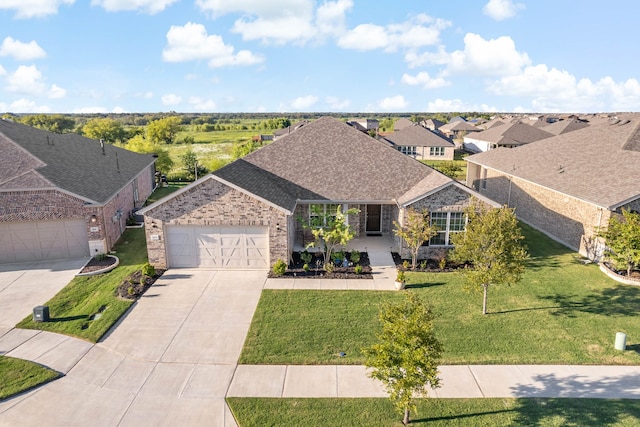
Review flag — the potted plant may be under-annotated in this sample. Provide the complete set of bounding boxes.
[395,270,406,290]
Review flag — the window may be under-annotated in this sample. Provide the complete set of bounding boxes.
[309,204,340,227]
[428,211,466,246]
[429,146,445,157]
[399,146,417,156]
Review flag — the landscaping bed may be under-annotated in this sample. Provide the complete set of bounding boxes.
[391,252,466,272]
[268,251,372,279]
[116,268,165,299]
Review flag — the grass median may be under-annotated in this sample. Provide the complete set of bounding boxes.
[240,223,640,366]
[0,356,60,400]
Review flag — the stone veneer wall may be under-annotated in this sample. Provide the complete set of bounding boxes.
[143,178,288,269]
[479,169,609,256]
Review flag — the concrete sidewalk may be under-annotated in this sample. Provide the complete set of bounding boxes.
[228,364,640,399]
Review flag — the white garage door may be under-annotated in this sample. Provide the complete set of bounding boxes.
[0,219,89,263]
[166,225,269,269]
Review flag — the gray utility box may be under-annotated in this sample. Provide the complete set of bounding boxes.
[33,306,50,322]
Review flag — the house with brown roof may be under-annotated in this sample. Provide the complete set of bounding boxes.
[393,118,414,131]
[139,117,495,269]
[382,124,455,160]
[0,119,156,263]
[463,122,554,153]
[421,118,444,131]
[465,114,640,258]
[439,120,480,141]
[540,118,590,135]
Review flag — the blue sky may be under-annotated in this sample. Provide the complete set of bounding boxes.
[1,0,639,114]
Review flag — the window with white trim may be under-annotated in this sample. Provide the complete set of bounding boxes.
[399,146,417,156]
[429,146,445,157]
[309,204,340,227]
[429,211,466,246]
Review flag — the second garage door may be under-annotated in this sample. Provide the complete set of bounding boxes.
[166,225,269,269]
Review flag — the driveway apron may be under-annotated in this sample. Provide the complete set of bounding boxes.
[0,269,265,427]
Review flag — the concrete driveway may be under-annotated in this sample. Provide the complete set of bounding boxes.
[0,269,266,427]
[0,259,88,332]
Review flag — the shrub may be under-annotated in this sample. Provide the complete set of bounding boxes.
[331,250,345,264]
[354,264,363,274]
[324,262,334,273]
[419,260,428,270]
[272,259,287,276]
[439,258,447,270]
[303,263,310,272]
[300,251,313,265]
[127,286,135,296]
[350,250,361,264]
[402,260,410,270]
[396,270,406,283]
[142,263,155,277]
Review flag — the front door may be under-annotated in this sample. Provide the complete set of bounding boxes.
[366,204,382,233]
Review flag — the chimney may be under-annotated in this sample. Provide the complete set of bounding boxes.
[100,139,105,155]
[115,151,120,173]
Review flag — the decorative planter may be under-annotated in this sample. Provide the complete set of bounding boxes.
[395,281,406,290]
[599,263,640,286]
[76,255,120,276]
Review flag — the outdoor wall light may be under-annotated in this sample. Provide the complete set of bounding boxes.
[90,215,98,223]
[276,223,281,231]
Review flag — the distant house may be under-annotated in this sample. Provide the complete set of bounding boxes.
[439,120,481,141]
[540,118,590,136]
[382,124,455,161]
[139,117,495,269]
[393,118,414,131]
[465,114,640,258]
[273,120,310,141]
[463,122,554,153]
[421,118,445,132]
[252,134,274,142]
[0,119,156,263]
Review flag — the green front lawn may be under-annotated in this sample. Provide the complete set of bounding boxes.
[240,224,640,365]
[0,356,60,400]
[227,397,640,427]
[15,228,147,342]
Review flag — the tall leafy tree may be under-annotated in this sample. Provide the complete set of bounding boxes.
[82,118,125,143]
[393,208,438,270]
[449,202,528,315]
[363,293,442,426]
[303,204,359,270]
[120,134,173,173]
[147,116,182,144]
[180,148,207,181]
[20,114,75,133]
[599,209,640,276]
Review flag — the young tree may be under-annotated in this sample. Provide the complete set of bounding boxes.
[180,148,206,181]
[449,202,528,315]
[303,204,359,270]
[393,208,438,270]
[599,209,640,276]
[82,118,126,143]
[147,116,182,144]
[363,293,442,426]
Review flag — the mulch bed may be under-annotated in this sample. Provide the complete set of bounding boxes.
[116,269,166,299]
[79,256,118,274]
[603,262,640,279]
[268,251,372,279]
[391,252,467,272]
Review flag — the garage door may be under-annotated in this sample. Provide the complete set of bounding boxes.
[0,219,89,263]
[166,225,269,269]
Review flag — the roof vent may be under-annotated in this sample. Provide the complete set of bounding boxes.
[619,119,630,125]
[100,139,105,155]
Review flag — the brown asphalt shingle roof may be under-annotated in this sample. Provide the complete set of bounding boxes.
[0,119,155,205]
[542,118,590,135]
[214,116,454,211]
[465,122,554,147]
[384,124,454,148]
[439,121,480,132]
[466,114,640,209]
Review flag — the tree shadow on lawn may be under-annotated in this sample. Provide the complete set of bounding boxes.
[49,315,89,322]
[406,282,446,289]
[539,284,640,318]
[412,408,515,424]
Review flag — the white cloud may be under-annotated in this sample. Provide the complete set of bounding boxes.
[401,72,449,89]
[447,33,530,76]
[0,37,46,60]
[161,93,182,105]
[325,96,350,110]
[6,65,46,94]
[162,22,264,68]
[91,0,178,14]
[483,0,525,21]
[136,91,153,99]
[338,14,450,52]
[378,95,407,111]
[189,96,216,111]
[0,64,6,76]
[316,0,352,38]
[0,98,50,113]
[0,0,74,18]
[426,98,498,113]
[49,84,66,99]
[291,95,318,109]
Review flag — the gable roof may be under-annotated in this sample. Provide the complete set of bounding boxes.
[213,116,457,211]
[465,122,554,147]
[439,120,480,132]
[393,118,414,131]
[0,119,155,205]
[421,118,444,129]
[466,114,640,210]
[383,124,454,148]
[542,118,590,135]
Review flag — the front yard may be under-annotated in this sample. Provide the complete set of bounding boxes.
[240,223,640,366]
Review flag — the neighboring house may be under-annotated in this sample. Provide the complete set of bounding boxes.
[465,114,640,258]
[252,134,274,142]
[353,118,379,132]
[421,118,444,131]
[0,119,156,263]
[439,120,481,141]
[393,118,414,131]
[463,122,554,153]
[382,124,455,161]
[541,118,590,135]
[139,117,495,270]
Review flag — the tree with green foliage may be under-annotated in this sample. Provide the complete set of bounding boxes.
[598,209,640,276]
[449,202,528,315]
[303,204,359,270]
[180,148,207,181]
[434,161,462,179]
[19,114,75,133]
[393,208,438,270]
[146,116,182,144]
[121,134,173,173]
[363,293,442,426]
[231,140,259,159]
[82,118,126,143]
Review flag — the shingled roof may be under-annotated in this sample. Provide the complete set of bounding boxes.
[466,114,640,209]
[383,124,454,148]
[214,116,453,211]
[542,118,590,135]
[466,122,554,147]
[0,119,155,205]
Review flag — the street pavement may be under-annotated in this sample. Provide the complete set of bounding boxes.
[1,252,640,427]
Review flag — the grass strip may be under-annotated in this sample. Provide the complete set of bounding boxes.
[0,356,60,400]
